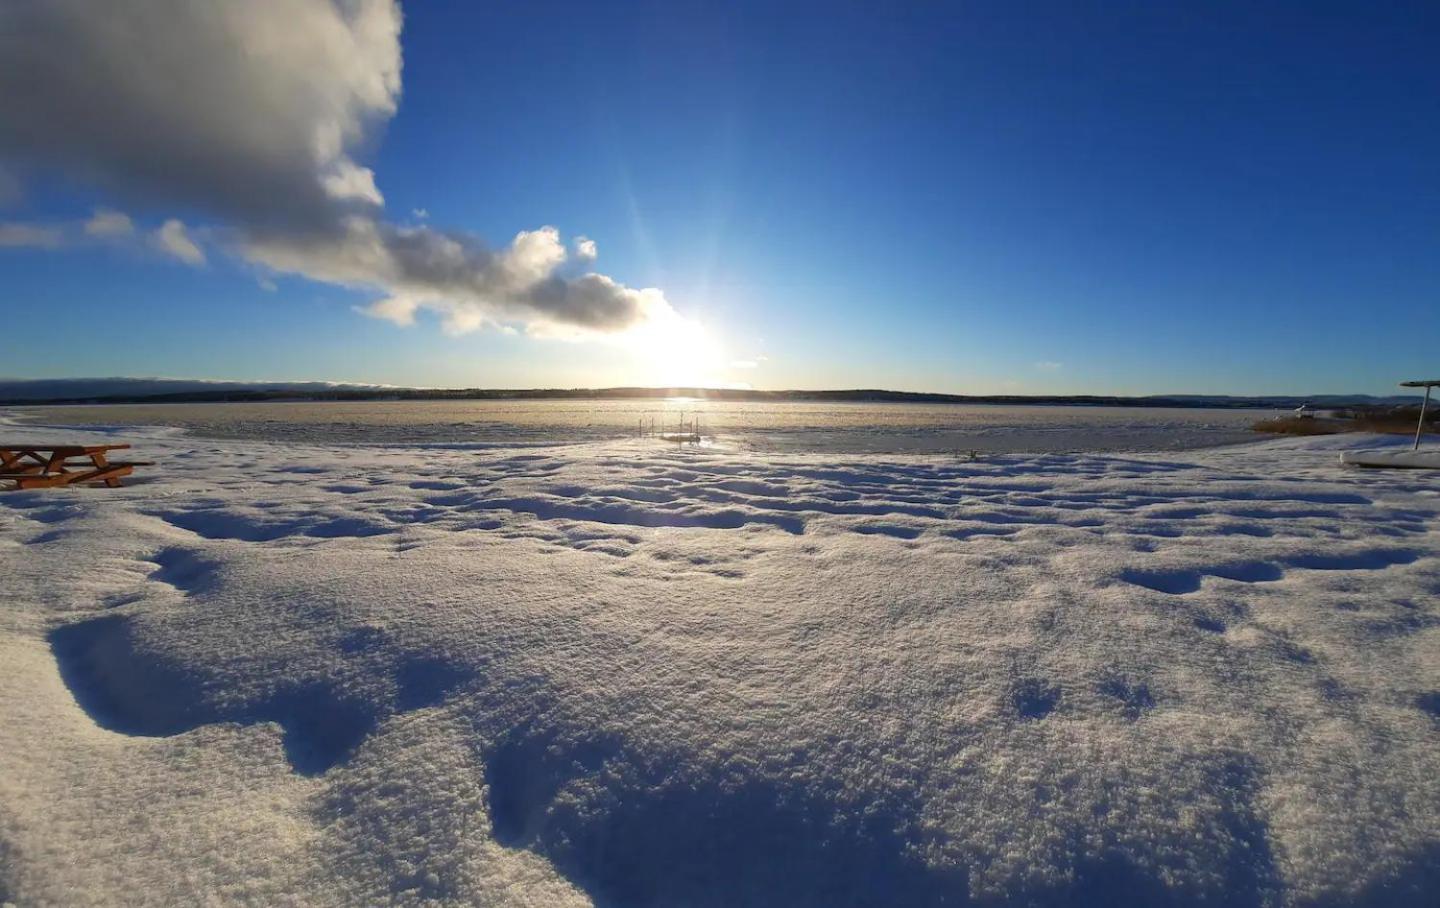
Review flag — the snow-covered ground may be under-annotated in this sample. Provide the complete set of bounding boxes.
[2,419,1437,906]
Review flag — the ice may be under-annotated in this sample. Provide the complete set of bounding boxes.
[1,416,1438,905]
[11,399,1268,454]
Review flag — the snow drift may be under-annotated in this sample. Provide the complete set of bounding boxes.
[1,422,1438,905]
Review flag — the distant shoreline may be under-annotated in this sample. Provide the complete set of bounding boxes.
[0,385,1416,410]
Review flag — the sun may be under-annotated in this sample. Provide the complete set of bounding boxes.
[623,310,728,388]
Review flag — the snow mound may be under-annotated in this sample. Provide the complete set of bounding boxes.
[1342,448,1440,470]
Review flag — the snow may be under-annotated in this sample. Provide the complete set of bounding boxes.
[1342,448,1440,470]
[2,417,1438,906]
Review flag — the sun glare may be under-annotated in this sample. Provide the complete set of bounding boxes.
[623,311,730,388]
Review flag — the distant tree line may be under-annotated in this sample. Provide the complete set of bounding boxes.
[2,386,1422,409]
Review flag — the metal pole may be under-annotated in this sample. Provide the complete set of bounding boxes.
[1414,385,1431,451]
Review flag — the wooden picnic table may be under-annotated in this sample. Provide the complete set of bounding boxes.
[0,443,149,490]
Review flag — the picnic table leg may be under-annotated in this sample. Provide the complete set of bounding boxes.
[89,451,123,488]
[18,453,53,475]
[1,452,48,475]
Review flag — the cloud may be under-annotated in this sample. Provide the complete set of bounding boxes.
[574,236,598,262]
[261,219,657,336]
[0,0,677,336]
[0,208,201,262]
[84,208,135,239]
[1034,361,1063,371]
[730,359,760,369]
[0,0,398,229]
[411,207,428,220]
[154,219,205,265]
[362,294,419,327]
[0,221,62,249]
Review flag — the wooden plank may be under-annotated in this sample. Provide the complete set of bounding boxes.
[0,443,130,455]
[0,450,52,464]
[8,463,134,489]
[3,464,50,476]
[11,475,70,490]
[1,451,51,473]
[0,450,129,470]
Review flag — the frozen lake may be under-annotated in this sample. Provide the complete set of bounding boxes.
[9,399,1272,453]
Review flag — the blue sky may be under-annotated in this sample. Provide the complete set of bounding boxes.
[2,1,1438,394]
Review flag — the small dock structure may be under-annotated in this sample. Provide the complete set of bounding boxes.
[1400,379,1438,451]
[1340,379,1439,469]
[637,411,704,445]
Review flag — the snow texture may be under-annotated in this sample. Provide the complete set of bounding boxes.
[1,418,1438,906]
[1342,448,1440,470]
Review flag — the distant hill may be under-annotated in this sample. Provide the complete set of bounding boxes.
[0,377,397,402]
[0,377,1422,409]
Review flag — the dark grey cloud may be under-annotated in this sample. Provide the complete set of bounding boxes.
[0,0,669,335]
[0,0,393,229]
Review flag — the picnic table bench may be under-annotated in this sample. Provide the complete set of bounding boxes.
[0,443,151,490]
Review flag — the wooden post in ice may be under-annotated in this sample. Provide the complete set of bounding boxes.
[1400,380,1439,451]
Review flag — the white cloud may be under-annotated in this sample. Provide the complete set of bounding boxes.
[411,207,428,220]
[574,236,597,262]
[322,159,384,206]
[1034,361,1063,371]
[730,359,760,369]
[502,226,569,287]
[0,0,677,337]
[252,219,665,335]
[154,219,205,265]
[84,207,135,239]
[362,295,419,326]
[1,209,215,262]
[0,222,62,248]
